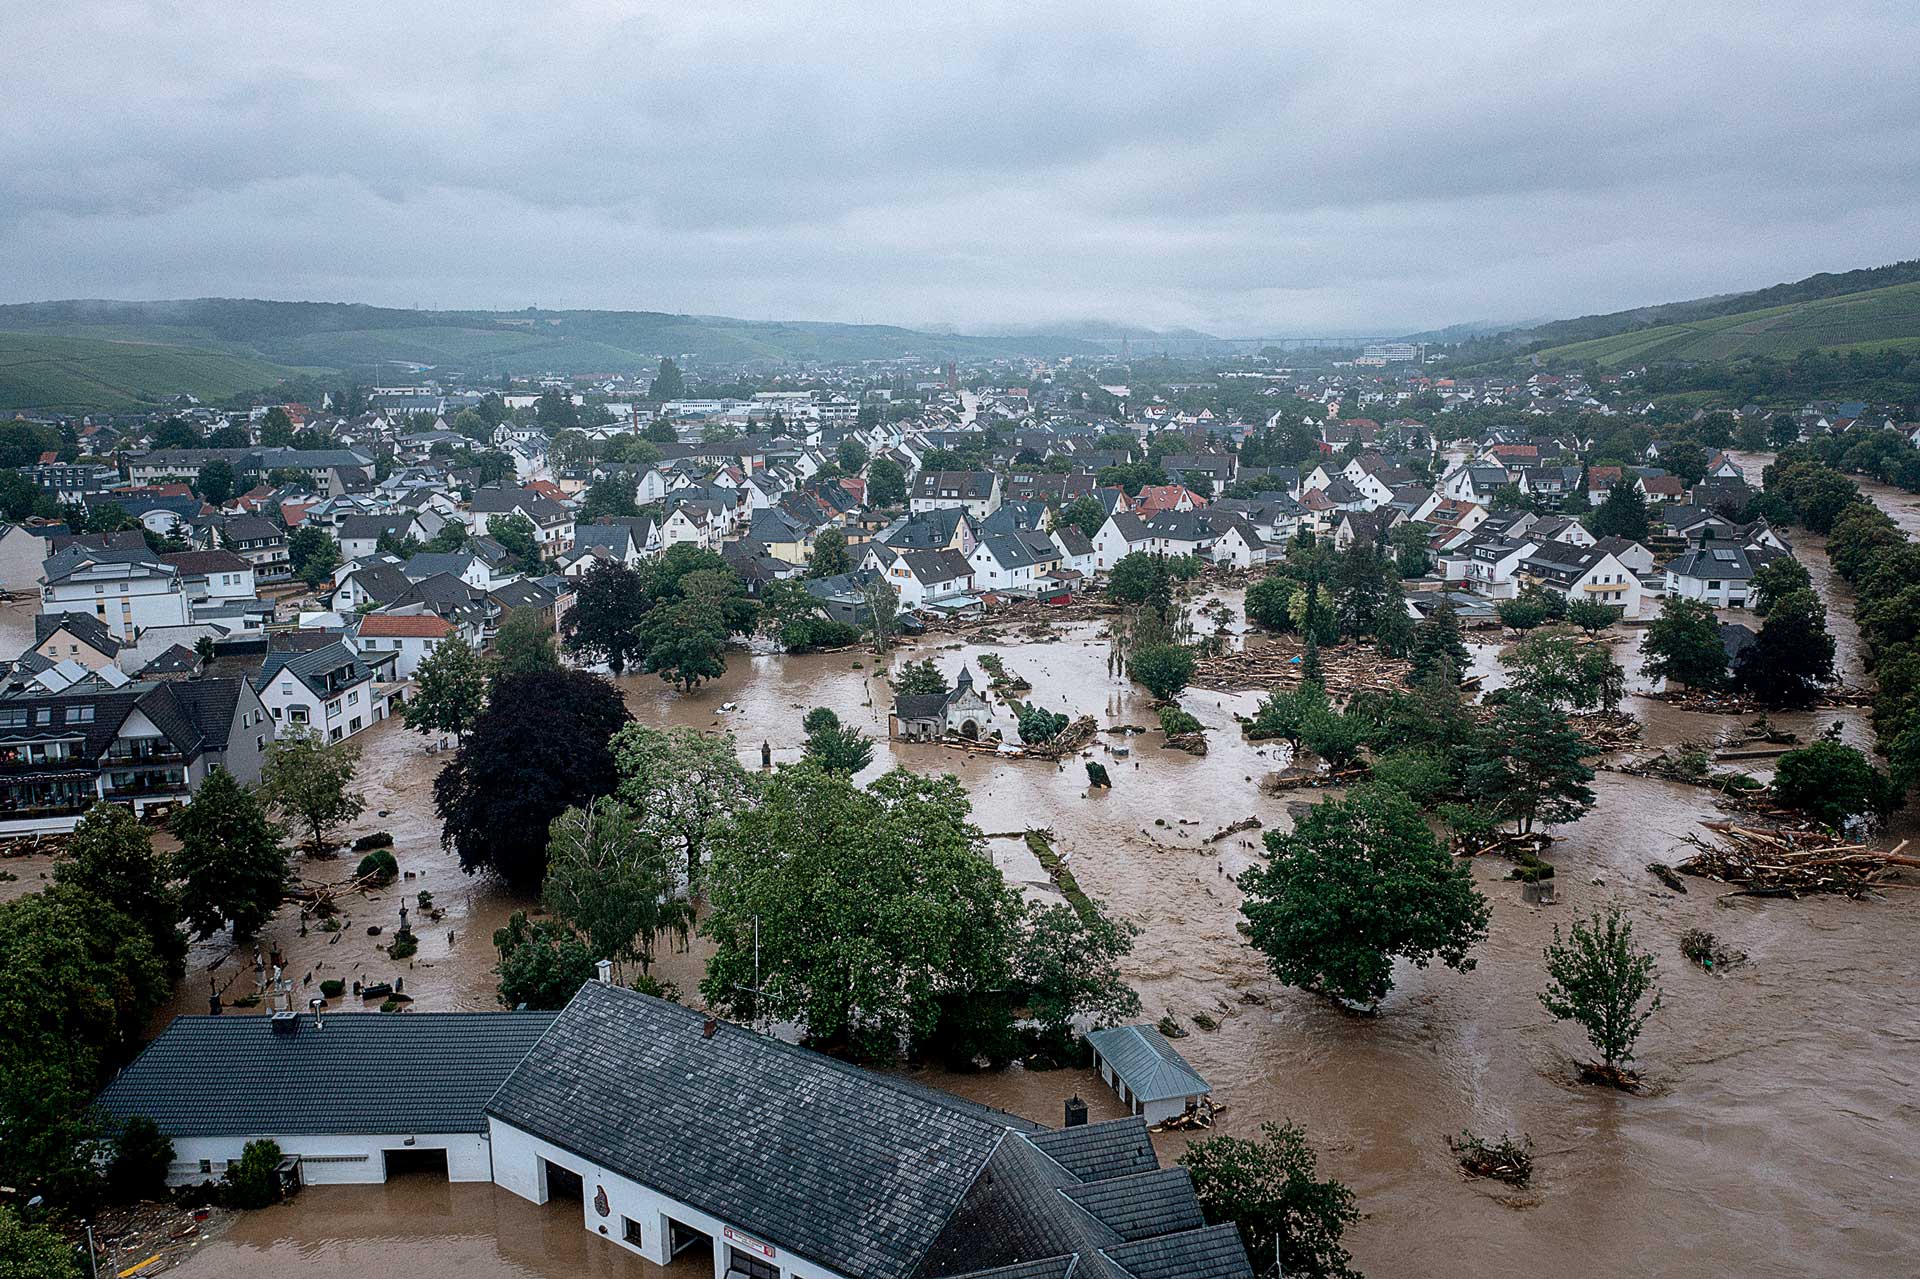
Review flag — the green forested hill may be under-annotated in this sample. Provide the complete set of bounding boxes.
[1532,280,1920,366]
[0,332,308,413]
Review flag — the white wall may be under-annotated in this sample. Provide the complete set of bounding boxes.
[164,1132,491,1187]
[489,1119,853,1279]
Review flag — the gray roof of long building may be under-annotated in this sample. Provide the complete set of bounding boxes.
[487,983,1042,1279]
[95,1011,559,1136]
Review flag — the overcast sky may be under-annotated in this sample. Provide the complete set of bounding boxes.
[3,2,1917,337]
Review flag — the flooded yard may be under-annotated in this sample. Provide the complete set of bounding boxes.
[154,597,1920,1279]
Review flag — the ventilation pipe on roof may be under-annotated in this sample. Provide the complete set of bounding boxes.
[595,959,613,985]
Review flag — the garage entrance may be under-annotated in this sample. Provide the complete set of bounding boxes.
[666,1216,714,1269]
[381,1146,449,1180]
[544,1158,584,1204]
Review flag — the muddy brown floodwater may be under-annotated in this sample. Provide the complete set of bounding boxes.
[9,523,1909,1277]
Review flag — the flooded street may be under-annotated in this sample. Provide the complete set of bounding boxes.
[12,496,1918,1279]
[157,592,1920,1279]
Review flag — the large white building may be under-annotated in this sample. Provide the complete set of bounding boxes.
[100,982,1254,1279]
[39,548,192,642]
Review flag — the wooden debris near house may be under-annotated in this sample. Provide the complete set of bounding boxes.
[1674,824,1920,897]
[1192,640,1413,698]
[1025,715,1099,760]
[1566,711,1642,752]
[1161,732,1208,755]
[1150,1097,1222,1132]
[1259,765,1370,794]
[1638,684,1872,714]
[1205,816,1263,844]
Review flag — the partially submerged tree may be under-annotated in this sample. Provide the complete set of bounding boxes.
[1180,1121,1362,1279]
[1467,695,1596,835]
[1539,906,1663,1085]
[403,633,486,740]
[492,607,561,680]
[435,670,631,888]
[55,801,184,976]
[1641,596,1728,691]
[701,766,1019,1060]
[563,559,651,674]
[612,725,754,885]
[259,728,365,856]
[1238,785,1489,1006]
[542,798,691,976]
[1771,741,1895,829]
[1732,588,1834,707]
[493,911,598,1009]
[170,767,289,941]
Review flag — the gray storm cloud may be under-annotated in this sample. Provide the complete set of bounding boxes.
[2,0,1916,335]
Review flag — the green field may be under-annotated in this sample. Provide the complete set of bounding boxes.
[0,332,307,412]
[1536,281,1920,366]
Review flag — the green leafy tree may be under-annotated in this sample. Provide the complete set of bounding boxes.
[435,670,631,889]
[1496,594,1550,631]
[259,406,296,448]
[563,559,651,674]
[1129,643,1195,701]
[1408,597,1471,683]
[1180,1122,1361,1279]
[1238,785,1489,1005]
[867,456,907,506]
[1565,599,1619,634]
[0,1205,81,1279]
[223,1139,285,1209]
[287,525,340,588]
[1589,480,1650,540]
[1641,596,1728,690]
[1056,495,1108,541]
[1732,588,1834,707]
[893,659,950,698]
[836,438,869,473]
[403,635,486,738]
[196,459,236,505]
[486,513,542,569]
[641,595,728,690]
[1468,696,1596,834]
[1501,633,1624,712]
[493,911,597,1009]
[492,607,561,679]
[1539,907,1663,1082]
[259,728,364,856]
[803,708,876,774]
[107,1115,175,1204]
[808,526,852,578]
[643,417,678,444]
[612,725,753,885]
[56,802,184,977]
[170,767,289,941]
[579,478,639,522]
[1017,703,1072,743]
[702,766,1020,1061]
[649,356,686,401]
[1014,902,1140,1045]
[1749,556,1812,616]
[1107,552,1161,604]
[1244,573,1300,631]
[1771,742,1895,829]
[543,798,691,976]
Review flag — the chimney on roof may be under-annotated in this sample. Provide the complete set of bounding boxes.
[702,1015,718,1040]
[1064,1095,1089,1128]
[595,959,613,985]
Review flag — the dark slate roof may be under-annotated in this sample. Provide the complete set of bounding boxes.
[96,1012,558,1136]
[942,1260,1075,1279]
[1026,1119,1159,1183]
[1101,1226,1255,1279]
[35,611,121,654]
[894,692,950,720]
[1060,1168,1206,1241]
[487,983,1037,1279]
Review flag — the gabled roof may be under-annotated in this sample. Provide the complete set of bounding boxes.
[96,1012,558,1137]
[1083,1025,1210,1103]
[34,611,121,655]
[487,983,1037,1279]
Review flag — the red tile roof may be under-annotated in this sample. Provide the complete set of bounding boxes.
[357,614,452,639]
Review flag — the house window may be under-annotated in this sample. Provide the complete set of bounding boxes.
[622,1217,643,1248]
